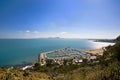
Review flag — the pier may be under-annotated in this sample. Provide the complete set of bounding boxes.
[38,52,46,66]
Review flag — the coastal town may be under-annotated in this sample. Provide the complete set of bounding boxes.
[38,48,104,66]
[22,47,105,70]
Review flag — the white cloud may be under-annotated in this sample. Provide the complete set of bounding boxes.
[26,30,30,33]
[12,30,118,39]
[59,32,67,35]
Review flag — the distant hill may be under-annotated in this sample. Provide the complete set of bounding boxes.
[115,35,120,44]
[89,39,115,43]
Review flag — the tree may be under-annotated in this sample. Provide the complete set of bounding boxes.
[33,63,41,71]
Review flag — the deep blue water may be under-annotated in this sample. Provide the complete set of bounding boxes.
[0,38,97,66]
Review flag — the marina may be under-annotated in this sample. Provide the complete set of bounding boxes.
[38,48,103,66]
[46,48,86,59]
[38,47,106,66]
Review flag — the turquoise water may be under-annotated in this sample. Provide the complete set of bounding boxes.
[0,38,97,66]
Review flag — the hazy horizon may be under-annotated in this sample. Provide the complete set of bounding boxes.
[0,0,120,39]
[0,37,116,39]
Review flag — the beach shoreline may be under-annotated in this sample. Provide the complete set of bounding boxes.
[80,48,104,55]
[89,40,115,49]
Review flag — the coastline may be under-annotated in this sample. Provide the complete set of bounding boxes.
[0,39,115,67]
[39,48,104,60]
[89,40,115,49]
[82,40,115,55]
[39,41,115,62]
[80,48,104,55]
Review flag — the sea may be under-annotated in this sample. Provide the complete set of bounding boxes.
[0,38,114,66]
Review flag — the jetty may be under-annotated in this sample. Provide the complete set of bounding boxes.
[38,52,46,66]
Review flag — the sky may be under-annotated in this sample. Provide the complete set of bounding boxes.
[0,0,120,39]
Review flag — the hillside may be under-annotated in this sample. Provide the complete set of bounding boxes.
[64,35,120,80]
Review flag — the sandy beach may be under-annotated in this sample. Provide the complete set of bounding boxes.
[81,48,104,55]
[89,41,115,49]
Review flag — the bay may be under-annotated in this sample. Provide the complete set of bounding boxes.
[0,38,114,66]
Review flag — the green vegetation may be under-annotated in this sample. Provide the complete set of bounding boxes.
[33,58,82,74]
[23,71,30,77]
